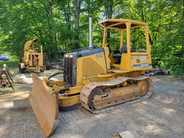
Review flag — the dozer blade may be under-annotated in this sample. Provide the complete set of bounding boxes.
[28,74,60,137]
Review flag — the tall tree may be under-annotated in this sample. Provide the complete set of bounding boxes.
[104,0,113,43]
[74,0,81,49]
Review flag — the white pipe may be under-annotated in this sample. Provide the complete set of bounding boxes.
[41,45,43,53]
[89,17,93,48]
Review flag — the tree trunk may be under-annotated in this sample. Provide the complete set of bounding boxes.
[62,0,72,50]
[104,0,113,43]
[74,0,81,49]
[43,2,54,58]
[54,32,58,60]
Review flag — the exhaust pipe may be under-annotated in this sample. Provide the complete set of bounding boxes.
[41,45,43,54]
[89,17,93,48]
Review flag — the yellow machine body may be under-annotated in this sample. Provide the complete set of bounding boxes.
[56,19,152,106]
[28,19,153,137]
[19,39,48,72]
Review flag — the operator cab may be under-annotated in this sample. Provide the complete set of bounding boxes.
[98,19,152,72]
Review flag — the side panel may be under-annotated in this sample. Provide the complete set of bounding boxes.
[64,48,105,87]
[120,54,131,71]
[77,52,107,85]
[131,52,152,71]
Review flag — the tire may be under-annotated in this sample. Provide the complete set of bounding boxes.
[40,66,46,72]
[19,66,25,73]
[46,65,51,70]
[40,69,44,72]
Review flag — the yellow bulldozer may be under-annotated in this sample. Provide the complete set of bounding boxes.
[28,19,153,137]
[18,39,48,73]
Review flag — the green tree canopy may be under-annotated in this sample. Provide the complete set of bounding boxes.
[0,0,183,75]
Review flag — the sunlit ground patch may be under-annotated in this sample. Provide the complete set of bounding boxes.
[162,98,174,104]
[146,125,164,135]
[163,108,176,114]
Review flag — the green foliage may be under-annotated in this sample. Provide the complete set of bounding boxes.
[0,0,183,75]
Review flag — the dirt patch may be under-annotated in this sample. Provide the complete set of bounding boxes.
[0,73,184,138]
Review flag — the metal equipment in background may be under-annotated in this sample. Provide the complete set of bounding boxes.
[28,19,153,137]
[146,68,170,76]
[0,64,14,90]
[18,39,48,73]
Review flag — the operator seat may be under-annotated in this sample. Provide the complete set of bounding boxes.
[113,43,128,59]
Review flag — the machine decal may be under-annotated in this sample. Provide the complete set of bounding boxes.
[95,54,103,58]
[133,64,152,67]
[140,56,146,61]
[140,64,149,67]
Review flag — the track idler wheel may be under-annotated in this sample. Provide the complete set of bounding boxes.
[137,80,149,95]
[88,88,104,109]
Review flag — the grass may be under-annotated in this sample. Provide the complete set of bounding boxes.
[0,59,19,68]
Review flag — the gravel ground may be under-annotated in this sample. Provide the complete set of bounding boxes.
[0,70,184,138]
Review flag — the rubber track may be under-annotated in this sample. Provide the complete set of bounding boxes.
[79,76,153,113]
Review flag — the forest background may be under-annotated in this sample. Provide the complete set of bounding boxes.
[0,0,183,75]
